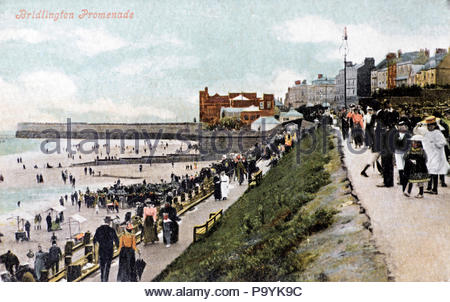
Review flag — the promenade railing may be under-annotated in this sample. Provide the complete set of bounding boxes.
[193,209,223,243]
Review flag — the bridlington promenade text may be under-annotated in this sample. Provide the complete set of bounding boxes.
[15,9,135,21]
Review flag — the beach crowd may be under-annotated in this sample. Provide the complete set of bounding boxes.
[1,124,300,282]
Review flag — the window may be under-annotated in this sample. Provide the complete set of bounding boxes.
[259,101,264,110]
[267,101,271,109]
[244,115,249,121]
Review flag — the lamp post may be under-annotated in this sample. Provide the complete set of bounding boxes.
[340,27,349,109]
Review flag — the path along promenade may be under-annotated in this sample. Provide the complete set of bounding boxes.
[341,135,450,281]
[85,159,271,282]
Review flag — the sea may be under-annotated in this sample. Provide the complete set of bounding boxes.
[0,131,188,221]
[0,132,75,220]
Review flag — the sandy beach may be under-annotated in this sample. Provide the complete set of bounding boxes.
[0,138,212,271]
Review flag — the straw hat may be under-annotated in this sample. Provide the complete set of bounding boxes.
[424,116,436,124]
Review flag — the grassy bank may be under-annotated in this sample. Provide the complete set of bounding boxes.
[155,129,343,281]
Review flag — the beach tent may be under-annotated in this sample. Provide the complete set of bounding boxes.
[65,214,87,239]
[7,209,34,231]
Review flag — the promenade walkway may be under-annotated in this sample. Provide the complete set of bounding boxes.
[85,159,270,282]
[341,137,450,281]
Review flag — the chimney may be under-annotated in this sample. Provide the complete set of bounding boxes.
[397,49,402,58]
[386,52,396,61]
[204,86,208,93]
[435,48,447,55]
[318,74,323,79]
[424,49,430,58]
[295,80,301,85]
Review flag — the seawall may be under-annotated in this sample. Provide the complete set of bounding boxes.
[16,120,308,160]
[16,122,200,140]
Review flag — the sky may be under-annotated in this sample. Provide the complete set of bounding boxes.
[0,0,449,130]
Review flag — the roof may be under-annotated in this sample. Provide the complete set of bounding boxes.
[423,53,447,70]
[231,94,251,101]
[374,51,427,70]
[280,109,304,118]
[252,116,280,125]
[375,58,387,70]
[411,64,424,74]
[398,51,420,63]
[312,77,336,85]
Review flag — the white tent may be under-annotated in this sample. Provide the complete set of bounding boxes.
[65,214,87,239]
[7,209,34,231]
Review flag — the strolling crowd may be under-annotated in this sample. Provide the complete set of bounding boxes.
[338,100,449,198]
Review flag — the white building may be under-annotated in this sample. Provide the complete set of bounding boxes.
[285,80,309,108]
[251,116,281,131]
[309,74,336,106]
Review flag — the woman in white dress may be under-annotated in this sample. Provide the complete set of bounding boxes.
[220,171,230,200]
[415,116,449,194]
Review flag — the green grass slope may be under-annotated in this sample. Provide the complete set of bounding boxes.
[155,130,343,282]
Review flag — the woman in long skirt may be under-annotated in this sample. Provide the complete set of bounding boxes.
[162,213,172,248]
[213,175,221,201]
[142,203,158,245]
[220,171,229,200]
[117,224,138,282]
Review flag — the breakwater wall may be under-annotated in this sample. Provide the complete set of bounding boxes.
[16,122,200,140]
[16,120,307,160]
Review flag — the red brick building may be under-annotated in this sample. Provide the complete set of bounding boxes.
[199,87,275,125]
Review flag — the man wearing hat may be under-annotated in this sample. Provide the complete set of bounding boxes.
[394,120,411,187]
[375,100,399,187]
[422,116,449,194]
[363,106,376,149]
[93,216,120,282]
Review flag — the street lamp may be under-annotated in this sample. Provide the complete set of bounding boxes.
[339,27,349,109]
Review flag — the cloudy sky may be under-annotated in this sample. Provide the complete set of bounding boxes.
[0,0,448,130]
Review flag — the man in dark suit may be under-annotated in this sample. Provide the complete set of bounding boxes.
[376,100,399,187]
[93,216,119,282]
[0,250,19,276]
[46,213,52,232]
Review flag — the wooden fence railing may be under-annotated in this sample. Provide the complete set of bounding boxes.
[193,209,223,243]
[48,177,214,282]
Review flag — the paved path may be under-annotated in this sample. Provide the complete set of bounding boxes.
[341,137,450,281]
[85,159,270,282]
